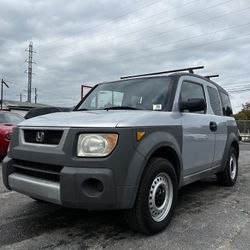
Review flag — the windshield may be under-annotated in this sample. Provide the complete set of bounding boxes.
[0,113,24,124]
[76,77,173,111]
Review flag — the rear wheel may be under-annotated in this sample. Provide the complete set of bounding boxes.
[124,157,178,235]
[217,147,238,186]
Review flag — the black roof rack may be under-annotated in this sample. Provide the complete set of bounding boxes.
[120,66,204,80]
[204,74,219,80]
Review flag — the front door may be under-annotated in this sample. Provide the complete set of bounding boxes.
[179,81,215,176]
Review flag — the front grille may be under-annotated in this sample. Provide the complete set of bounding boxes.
[13,159,63,182]
[23,130,63,145]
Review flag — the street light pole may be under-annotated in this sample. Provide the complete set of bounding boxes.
[1,79,9,110]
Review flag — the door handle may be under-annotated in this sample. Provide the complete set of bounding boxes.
[210,121,217,132]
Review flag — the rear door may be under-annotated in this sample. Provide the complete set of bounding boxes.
[178,80,215,176]
[207,86,227,165]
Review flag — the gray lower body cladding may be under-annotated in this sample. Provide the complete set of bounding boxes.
[8,172,61,205]
[2,156,138,210]
[2,126,182,210]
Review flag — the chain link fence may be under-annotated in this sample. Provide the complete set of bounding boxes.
[236,120,250,142]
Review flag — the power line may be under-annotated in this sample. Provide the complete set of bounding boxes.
[224,81,250,87]
[223,82,250,90]
[226,87,250,92]
[220,73,250,83]
[39,4,250,61]
[38,0,166,47]
[56,21,250,62]
[227,88,250,93]
[39,0,233,59]
[38,0,200,51]
[106,30,250,66]
[39,0,232,58]
[4,80,20,87]
[224,84,250,91]
[38,27,250,74]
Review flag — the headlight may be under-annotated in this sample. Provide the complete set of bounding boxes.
[77,133,118,157]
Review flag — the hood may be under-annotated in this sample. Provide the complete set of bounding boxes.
[18,110,177,128]
[18,110,150,128]
[0,123,15,129]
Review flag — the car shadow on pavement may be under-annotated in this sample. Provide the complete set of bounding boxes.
[176,176,234,216]
[0,176,236,247]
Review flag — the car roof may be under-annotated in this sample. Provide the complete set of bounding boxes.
[24,106,72,119]
[0,110,20,115]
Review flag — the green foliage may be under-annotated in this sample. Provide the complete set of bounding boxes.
[234,102,250,120]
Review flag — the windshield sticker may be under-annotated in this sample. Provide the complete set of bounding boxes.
[153,104,162,110]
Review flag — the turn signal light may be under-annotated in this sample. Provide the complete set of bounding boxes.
[136,131,145,141]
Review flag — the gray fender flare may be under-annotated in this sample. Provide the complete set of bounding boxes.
[220,132,239,171]
[124,131,183,208]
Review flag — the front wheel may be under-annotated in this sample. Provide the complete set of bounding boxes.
[124,157,178,235]
[217,147,238,186]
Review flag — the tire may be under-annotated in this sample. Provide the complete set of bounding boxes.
[217,147,238,186]
[124,157,178,235]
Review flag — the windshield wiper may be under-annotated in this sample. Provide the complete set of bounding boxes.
[104,106,142,110]
[76,106,142,111]
[75,108,89,111]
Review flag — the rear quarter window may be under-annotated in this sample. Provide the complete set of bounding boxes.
[220,92,233,116]
[207,86,223,116]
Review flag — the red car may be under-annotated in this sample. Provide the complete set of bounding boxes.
[0,111,24,160]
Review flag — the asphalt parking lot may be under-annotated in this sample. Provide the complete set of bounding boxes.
[0,144,249,250]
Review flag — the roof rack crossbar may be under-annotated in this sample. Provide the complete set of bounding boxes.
[120,66,204,79]
[204,74,219,80]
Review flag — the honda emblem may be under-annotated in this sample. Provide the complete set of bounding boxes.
[36,131,45,143]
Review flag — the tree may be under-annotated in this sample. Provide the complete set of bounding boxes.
[234,102,250,120]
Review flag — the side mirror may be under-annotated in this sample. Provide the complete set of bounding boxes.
[179,98,206,112]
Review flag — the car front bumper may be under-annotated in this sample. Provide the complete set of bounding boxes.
[2,156,140,210]
[2,156,137,210]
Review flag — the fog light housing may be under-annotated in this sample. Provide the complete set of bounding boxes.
[82,178,104,197]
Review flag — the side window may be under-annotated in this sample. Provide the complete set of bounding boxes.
[180,81,206,113]
[207,86,223,116]
[220,92,233,116]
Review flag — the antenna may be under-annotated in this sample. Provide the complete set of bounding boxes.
[120,66,204,79]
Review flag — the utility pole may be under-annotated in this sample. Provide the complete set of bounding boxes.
[25,42,35,103]
[34,88,37,103]
[20,93,22,102]
[1,79,9,110]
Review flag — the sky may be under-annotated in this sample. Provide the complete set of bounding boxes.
[0,0,250,112]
